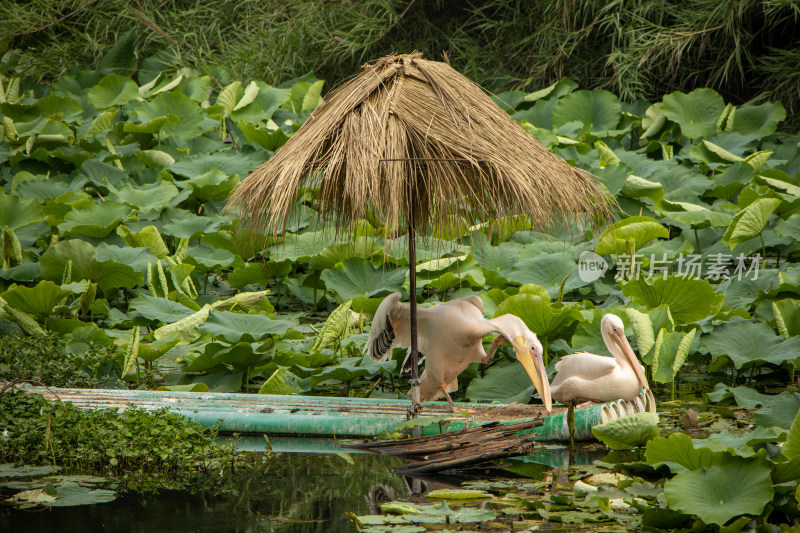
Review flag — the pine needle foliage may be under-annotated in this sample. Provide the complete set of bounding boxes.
[2,1,799,119]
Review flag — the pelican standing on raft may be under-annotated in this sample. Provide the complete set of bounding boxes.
[366,292,552,413]
[550,313,649,404]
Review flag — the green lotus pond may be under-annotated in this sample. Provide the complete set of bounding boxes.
[1,33,800,531]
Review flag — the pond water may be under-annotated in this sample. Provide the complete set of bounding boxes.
[0,436,606,533]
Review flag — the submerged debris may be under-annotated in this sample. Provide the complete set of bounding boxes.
[343,419,544,474]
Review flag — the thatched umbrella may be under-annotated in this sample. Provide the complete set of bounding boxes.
[226,53,609,413]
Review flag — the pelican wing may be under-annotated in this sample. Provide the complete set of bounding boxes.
[366,292,410,361]
[400,296,483,369]
[438,294,483,313]
[551,352,618,387]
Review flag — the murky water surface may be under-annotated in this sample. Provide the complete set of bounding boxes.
[0,436,609,533]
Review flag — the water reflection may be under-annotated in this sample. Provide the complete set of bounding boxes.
[0,436,604,533]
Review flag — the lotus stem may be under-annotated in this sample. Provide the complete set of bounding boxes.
[694,228,701,254]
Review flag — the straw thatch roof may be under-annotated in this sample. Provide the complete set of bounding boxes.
[226,53,609,237]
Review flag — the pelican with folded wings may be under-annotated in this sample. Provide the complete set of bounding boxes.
[366,292,552,413]
[551,313,649,404]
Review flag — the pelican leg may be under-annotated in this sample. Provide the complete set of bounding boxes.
[567,401,575,450]
[440,382,471,413]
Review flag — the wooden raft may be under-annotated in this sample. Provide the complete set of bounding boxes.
[343,419,544,474]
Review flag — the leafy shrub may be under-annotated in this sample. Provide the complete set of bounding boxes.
[0,333,123,389]
[0,390,245,493]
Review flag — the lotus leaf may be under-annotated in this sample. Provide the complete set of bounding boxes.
[258,368,305,395]
[465,359,537,404]
[728,102,786,136]
[184,244,237,271]
[664,458,773,525]
[309,356,395,387]
[186,372,244,393]
[284,277,328,306]
[552,89,621,134]
[760,171,800,198]
[15,174,87,202]
[753,393,800,429]
[0,192,44,230]
[33,94,83,123]
[622,276,723,325]
[152,304,211,342]
[181,168,239,202]
[134,149,175,168]
[198,309,298,343]
[228,261,291,289]
[230,82,290,123]
[169,262,197,299]
[592,412,659,450]
[706,384,776,407]
[620,175,664,201]
[651,166,714,203]
[160,209,223,239]
[310,300,352,352]
[0,464,60,479]
[646,433,732,473]
[471,233,521,282]
[773,298,800,337]
[132,91,205,140]
[320,257,406,301]
[58,201,132,238]
[383,236,468,264]
[696,429,782,461]
[79,159,128,188]
[39,239,141,294]
[651,328,696,383]
[269,229,336,262]
[14,117,74,145]
[309,238,381,271]
[716,270,777,310]
[660,88,724,138]
[657,200,733,230]
[595,216,669,256]
[122,115,179,135]
[702,321,800,369]
[624,307,655,359]
[722,198,781,250]
[0,281,73,318]
[507,252,588,297]
[107,179,179,214]
[88,74,138,108]
[187,342,267,372]
[238,123,289,151]
[349,296,383,317]
[168,151,264,181]
[83,109,118,138]
[117,224,170,259]
[128,294,195,323]
[495,293,582,343]
[95,244,159,273]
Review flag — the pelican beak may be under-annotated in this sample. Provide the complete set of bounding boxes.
[613,331,649,392]
[513,336,552,414]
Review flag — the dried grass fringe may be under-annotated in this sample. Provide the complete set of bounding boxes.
[226,53,610,240]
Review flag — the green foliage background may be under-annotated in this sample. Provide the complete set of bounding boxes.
[1,32,800,526]
[2,0,800,124]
